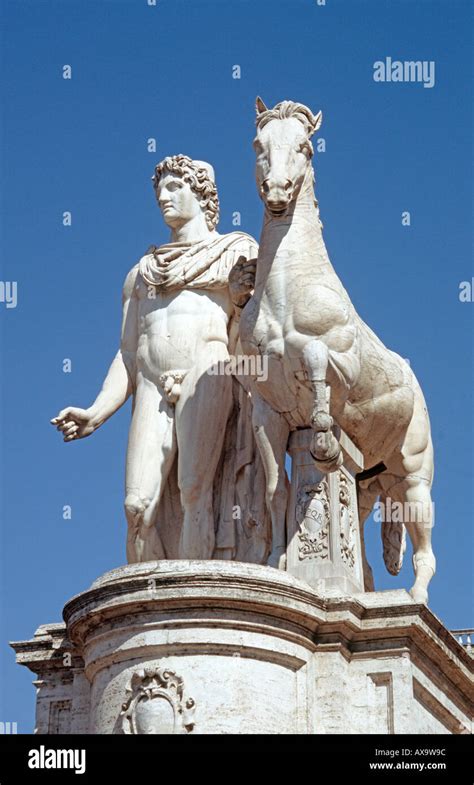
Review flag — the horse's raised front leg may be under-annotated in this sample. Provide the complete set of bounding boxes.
[302,339,343,473]
[252,394,290,569]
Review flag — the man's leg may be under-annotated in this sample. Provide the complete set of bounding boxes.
[125,378,177,562]
[175,344,233,559]
[251,394,289,569]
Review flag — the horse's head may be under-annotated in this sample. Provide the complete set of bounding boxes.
[254,97,322,217]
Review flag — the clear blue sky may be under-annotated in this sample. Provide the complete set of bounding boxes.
[0,0,472,732]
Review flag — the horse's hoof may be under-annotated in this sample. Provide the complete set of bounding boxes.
[313,452,343,473]
[409,584,428,604]
[311,448,344,474]
[410,554,435,604]
[310,431,343,473]
[267,548,287,570]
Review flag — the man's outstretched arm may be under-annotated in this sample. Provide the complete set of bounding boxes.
[51,265,139,441]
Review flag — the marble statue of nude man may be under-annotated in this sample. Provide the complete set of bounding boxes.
[51,155,258,562]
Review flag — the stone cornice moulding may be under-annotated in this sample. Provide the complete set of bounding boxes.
[56,562,473,706]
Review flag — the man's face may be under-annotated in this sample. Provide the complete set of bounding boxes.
[156,173,203,228]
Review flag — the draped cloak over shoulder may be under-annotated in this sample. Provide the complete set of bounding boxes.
[139,232,259,292]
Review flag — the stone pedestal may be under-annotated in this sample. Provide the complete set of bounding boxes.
[286,427,364,594]
[11,561,473,734]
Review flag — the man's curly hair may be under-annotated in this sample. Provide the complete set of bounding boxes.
[152,154,220,230]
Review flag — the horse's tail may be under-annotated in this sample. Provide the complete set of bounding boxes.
[381,521,406,575]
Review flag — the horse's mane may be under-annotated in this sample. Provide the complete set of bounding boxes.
[255,100,322,226]
[255,101,318,137]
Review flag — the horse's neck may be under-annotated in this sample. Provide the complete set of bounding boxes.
[256,167,333,289]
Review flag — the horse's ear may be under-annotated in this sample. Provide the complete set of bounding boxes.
[309,110,323,136]
[255,96,268,116]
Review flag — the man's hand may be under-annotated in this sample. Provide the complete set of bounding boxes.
[229,255,257,308]
[50,407,98,442]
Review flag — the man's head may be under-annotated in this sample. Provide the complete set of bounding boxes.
[152,155,219,230]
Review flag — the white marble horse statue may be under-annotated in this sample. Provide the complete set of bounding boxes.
[239,97,436,603]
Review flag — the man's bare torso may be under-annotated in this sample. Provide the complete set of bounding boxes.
[134,271,233,384]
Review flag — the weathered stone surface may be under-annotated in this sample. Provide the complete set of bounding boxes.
[28,99,468,739]
[287,428,364,594]
[50,155,268,566]
[239,98,436,602]
[11,562,473,734]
